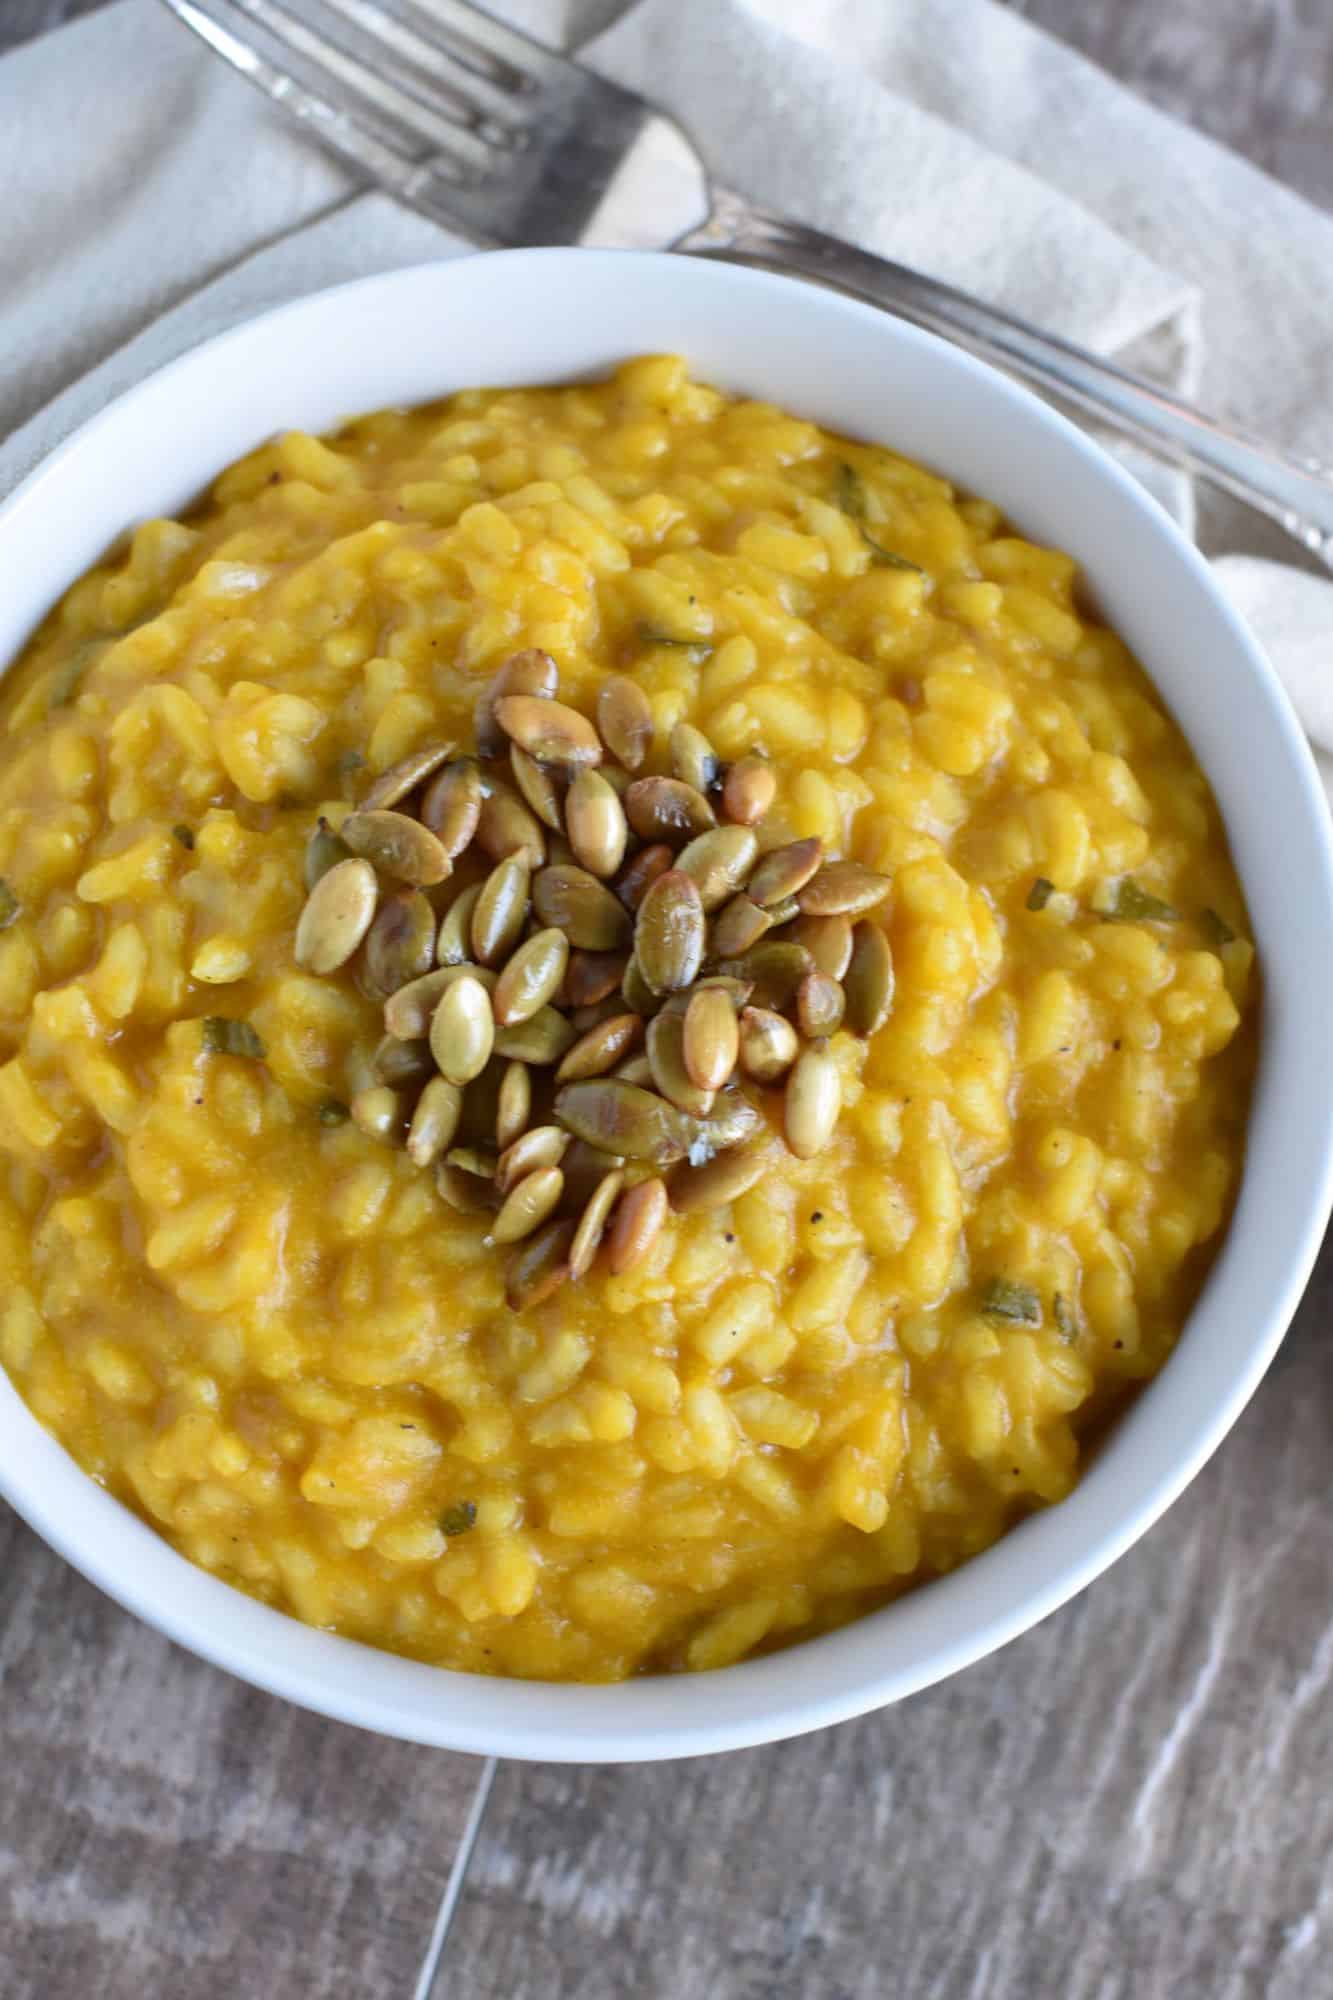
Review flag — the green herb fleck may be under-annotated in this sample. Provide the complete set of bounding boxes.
[48,645,96,710]
[201,1017,267,1060]
[981,1278,1043,1326]
[441,1501,477,1538]
[1200,906,1237,951]
[318,1098,350,1126]
[834,462,925,573]
[1099,878,1179,924]
[637,622,714,661]
[1053,1292,1075,1340]
[0,880,19,932]
[172,824,195,851]
[1026,877,1055,913]
[337,749,366,779]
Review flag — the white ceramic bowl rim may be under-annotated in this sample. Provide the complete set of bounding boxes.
[2,249,1331,1762]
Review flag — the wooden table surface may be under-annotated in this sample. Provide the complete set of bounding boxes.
[3,5,1332,1997]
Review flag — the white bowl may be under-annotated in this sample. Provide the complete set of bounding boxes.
[2,250,1331,1761]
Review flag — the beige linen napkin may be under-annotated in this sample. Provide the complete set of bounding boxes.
[2,0,1331,799]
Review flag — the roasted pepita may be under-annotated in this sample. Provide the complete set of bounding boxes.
[407,1077,464,1168]
[634,869,705,994]
[340,809,451,887]
[371,1034,433,1089]
[670,721,720,794]
[564,948,629,1009]
[429,972,494,1085]
[710,893,772,958]
[351,1085,408,1145]
[294,857,378,973]
[492,1005,578,1065]
[748,837,823,908]
[620,954,662,1018]
[738,1005,799,1083]
[495,695,602,767]
[568,1168,625,1279]
[683,985,740,1092]
[496,1124,569,1196]
[611,1052,654,1087]
[785,1043,841,1158]
[487,1165,566,1246]
[669,1144,769,1213]
[614,842,674,912]
[711,940,813,1010]
[492,927,570,1026]
[788,912,854,980]
[359,740,454,812]
[554,1078,697,1165]
[471,855,531,967]
[675,826,759,912]
[721,754,776,826]
[505,1217,575,1310]
[798,860,891,917]
[421,758,484,858]
[436,884,483,967]
[533,864,632,952]
[303,816,350,890]
[565,768,629,878]
[624,775,717,844]
[495,1060,532,1152]
[796,970,846,1039]
[556,1011,644,1083]
[361,888,436,1000]
[646,1008,716,1117]
[475,785,546,870]
[597,674,654,771]
[510,745,565,831]
[606,1177,668,1274]
[475,648,556,758]
[436,1160,499,1216]
[384,961,495,1040]
[843,922,895,1035]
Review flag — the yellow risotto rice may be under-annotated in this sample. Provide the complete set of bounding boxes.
[0,356,1254,1679]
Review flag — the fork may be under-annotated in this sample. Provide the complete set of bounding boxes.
[161,0,1333,570]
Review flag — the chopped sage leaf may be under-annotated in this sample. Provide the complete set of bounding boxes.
[441,1500,477,1538]
[834,462,925,573]
[981,1278,1043,1326]
[1053,1292,1075,1340]
[1201,906,1237,951]
[1026,877,1055,912]
[0,880,19,931]
[636,622,714,660]
[318,1098,350,1126]
[172,824,195,851]
[865,536,926,574]
[337,749,366,778]
[1099,878,1178,924]
[201,1017,266,1060]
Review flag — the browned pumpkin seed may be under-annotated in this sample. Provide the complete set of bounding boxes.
[797,971,846,1039]
[436,1161,499,1216]
[738,1006,800,1083]
[495,695,602,768]
[764,896,802,926]
[471,856,531,967]
[614,842,674,913]
[554,1079,696,1166]
[371,1034,433,1089]
[697,1082,764,1154]
[570,996,626,1033]
[606,1177,668,1274]
[798,860,892,918]
[565,768,628,878]
[659,975,754,1020]
[748,836,824,908]
[624,775,716,844]
[597,675,654,771]
[492,1006,578,1065]
[407,1076,463,1168]
[683,986,740,1092]
[487,1165,566,1247]
[561,1138,627,1210]
[646,1009,716,1118]
[421,758,484,858]
[429,972,494,1085]
[351,1085,407,1145]
[711,941,813,1010]
[676,827,760,914]
[496,1124,568,1196]
[721,754,776,827]
[533,864,632,952]
[359,740,455,812]
[361,888,436,1000]
[843,922,895,1036]
[568,1168,626,1280]
[510,744,564,832]
[340,809,451,887]
[295,857,378,973]
[635,870,705,995]
[475,785,546,870]
[599,764,630,799]
[446,1145,499,1180]
[620,955,662,1018]
[555,1012,643,1084]
[475,648,557,759]
[384,962,495,1040]
[669,1144,769,1213]
[492,927,570,1027]
[788,913,854,980]
[304,817,350,891]
[495,1060,532,1152]
[565,948,629,1009]
[671,722,720,793]
[785,1043,841,1158]
[711,893,773,959]
[506,1217,575,1310]
[611,1052,654,1087]
[437,884,483,967]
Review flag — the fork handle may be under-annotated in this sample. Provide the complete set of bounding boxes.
[677,189,1333,569]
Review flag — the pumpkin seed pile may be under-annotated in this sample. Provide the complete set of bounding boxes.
[294,649,895,1309]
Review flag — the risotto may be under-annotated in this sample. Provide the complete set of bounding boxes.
[0,357,1254,1680]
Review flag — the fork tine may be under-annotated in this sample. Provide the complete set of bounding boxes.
[324,0,526,138]
[393,0,559,91]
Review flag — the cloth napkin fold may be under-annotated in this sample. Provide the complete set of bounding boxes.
[3,0,1331,801]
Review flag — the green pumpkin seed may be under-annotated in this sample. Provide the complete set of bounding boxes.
[384,962,495,1040]
[429,973,494,1085]
[533,864,632,952]
[561,1138,628,1211]
[671,722,720,793]
[446,1145,499,1180]
[611,1052,654,1087]
[407,1077,463,1168]
[295,857,378,973]
[471,856,531,967]
[606,1176,669,1274]
[486,1164,565,1246]
[371,1034,433,1089]
[492,927,570,1027]
[683,985,740,1092]
[340,809,451,887]
[796,970,846,1039]
[505,1217,575,1310]
[565,949,629,1009]
[304,816,351,891]
[635,870,705,995]
[614,842,674,913]
[492,1006,578,1065]
[361,888,436,1000]
[495,695,602,768]
[565,769,629,879]
[788,913,854,980]
[710,941,813,1010]
[764,897,802,926]
[675,826,759,913]
[659,976,754,1020]
[798,860,891,918]
[624,776,716,844]
[555,1012,643,1084]
[568,1168,626,1280]
[201,1017,266,1060]
[721,754,775,827]
[843,922,894,1036]
[646,1009,716,1118]
[436,1161,499,1216]
[697,1082,764,1154]
[436,884,482,968]
[496,1124,569,1197]
[710,893,773,959]
[669,1143,769,1213]
[495,1060,532,1152]
[620,955,662,1018]
[748,837,824,908]
[475,785,546,871]
[475,648,557,759]
[359,740,455,812]
[571,996,628,1034]
[554,1079,697,1165]
[597,675,654,772]
[351,1085,408,1145]
[738,1006,799,1083]
[785,1043,841,1158]
[510,744,565,832]
[421,758,484,858]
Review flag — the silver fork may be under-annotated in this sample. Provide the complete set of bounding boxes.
[161,0,1333,569]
